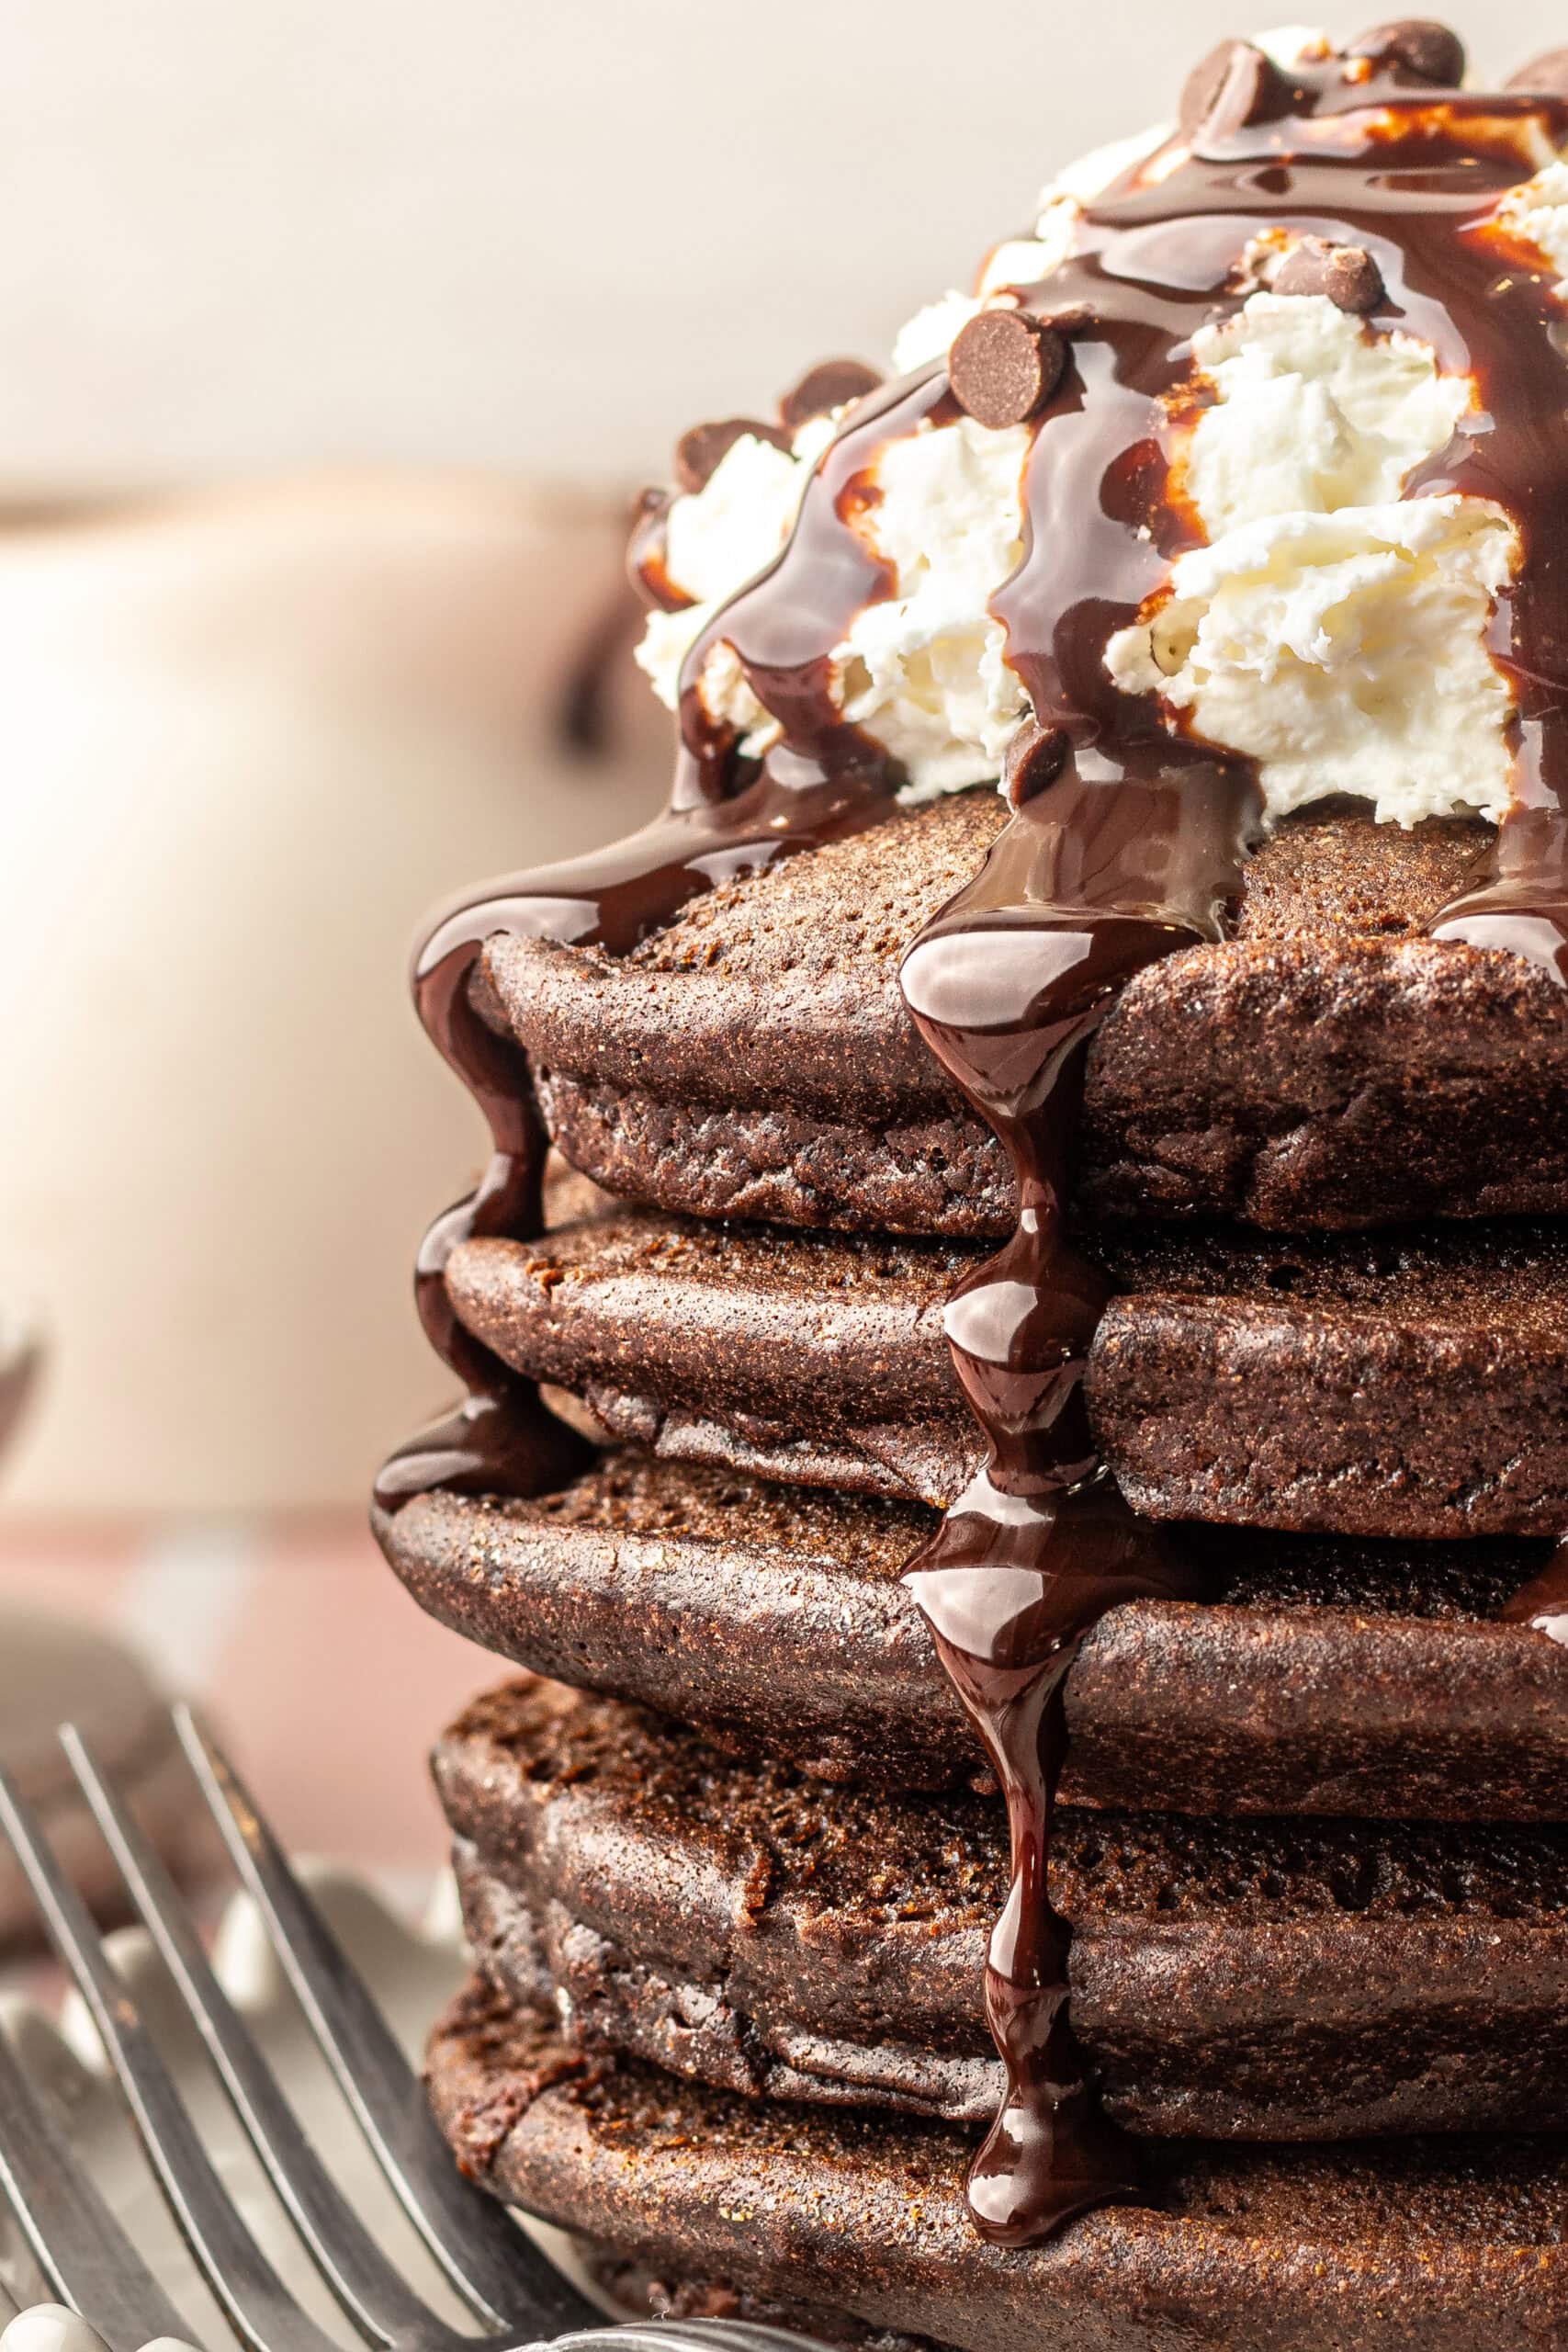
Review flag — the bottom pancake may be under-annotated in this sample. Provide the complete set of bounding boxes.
[440,1681,1568,2143]
[427,1976,1568,2352]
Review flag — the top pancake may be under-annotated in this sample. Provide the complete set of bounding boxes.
[480,795,1568,1239]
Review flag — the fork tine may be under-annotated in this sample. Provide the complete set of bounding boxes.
[173,1706,596,2332]
[172,1705,599,2333]
[0,2024,193,2352]
[0,1761,346,2352]
[62,1726,468,2351]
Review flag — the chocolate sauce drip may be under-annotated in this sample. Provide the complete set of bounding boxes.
[376,386,941,1510]
[381,30,1568,2252]
[675,369,957,799]
[627,487,691,617]
[895,139,1270,2237]
[899,51,1568,2244]
[901,765,1256,2241]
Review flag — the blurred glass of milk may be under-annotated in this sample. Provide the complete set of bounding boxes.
[0,474,668,1515]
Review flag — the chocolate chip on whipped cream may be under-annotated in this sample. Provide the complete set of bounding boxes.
[1274,236,1386,313]
[1349,19,1466,85]
[949,310,1066,429]
[1508,48,1568,96]
[1001,719,1069,808]
[674,417,792,496]
[1179,39,1274,142]
[779,359,885,431]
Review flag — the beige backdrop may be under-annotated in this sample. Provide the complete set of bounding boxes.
[0,481,665,1513]
[2,3,1562,495]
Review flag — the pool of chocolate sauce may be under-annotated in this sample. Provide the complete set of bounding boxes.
[382,35,1568,2250]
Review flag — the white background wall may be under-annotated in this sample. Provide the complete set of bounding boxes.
[4,2,1564,496]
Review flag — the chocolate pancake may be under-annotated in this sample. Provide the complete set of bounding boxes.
[427,1978,1568,2352]
[477,796,1568,1241]
[444,1201,1568,1537]
[445,1206,971,1504]
[1098,1222,1568,1537]
[377,1456,1568,1820]
[442,1681,1568,2142]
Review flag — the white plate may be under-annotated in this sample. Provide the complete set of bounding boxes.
[0,1866,598,2347]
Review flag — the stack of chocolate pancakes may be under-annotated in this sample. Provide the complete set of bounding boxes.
[374,26,1568,2350]
[379,789,1568,2345]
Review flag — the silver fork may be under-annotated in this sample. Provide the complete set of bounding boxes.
[0,1707,828,2352]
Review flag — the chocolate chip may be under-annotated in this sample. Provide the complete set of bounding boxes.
[949,311,1066,431]
[1348,20,1466,85]
[779,359,884,430]
[1507,47,1568,96]
[673,417,793,495]
[1179,40,1273,143]
[1003,720,1070,809]
[1274,237,1385,313]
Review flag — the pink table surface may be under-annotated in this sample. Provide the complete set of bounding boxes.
[0,1512,502,1881]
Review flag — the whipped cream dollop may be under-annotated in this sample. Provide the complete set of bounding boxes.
[637,399,1033,803]
[1106,292,1518,824]
[637,27,1568,825]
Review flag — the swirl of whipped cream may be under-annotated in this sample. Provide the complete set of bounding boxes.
[635,23,1568,826]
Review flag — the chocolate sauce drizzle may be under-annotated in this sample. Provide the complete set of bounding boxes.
[382,30,1568,2250]
[374,377,940,1511]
